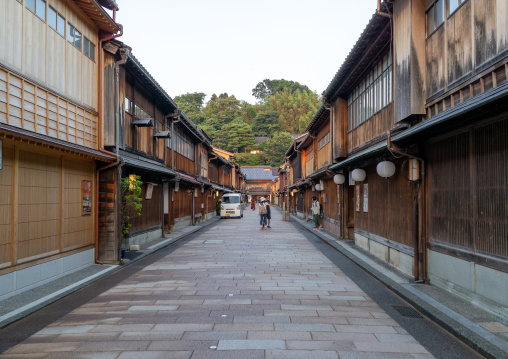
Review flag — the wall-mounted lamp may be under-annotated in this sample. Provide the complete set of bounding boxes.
[315,183,321,191]
[376,160,396,179]
[333,174,345,185]
[216,190,219,197]
[351,168,366,182]
[128,174,137,190]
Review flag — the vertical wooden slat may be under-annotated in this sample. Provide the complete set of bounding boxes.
[6,72,10,125]
[11,146,18,266]
[33,85,37,134]
[59,156,63,253]
[20,78,24,128]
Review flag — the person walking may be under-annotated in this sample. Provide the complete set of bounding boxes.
[265,198,272,229]
[251,196,256,210]
[259,197,268,229]
[311,196,322,230]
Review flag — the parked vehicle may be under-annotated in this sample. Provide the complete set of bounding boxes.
[220,193,243,219]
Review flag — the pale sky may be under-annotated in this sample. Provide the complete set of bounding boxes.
[115,0,376,104]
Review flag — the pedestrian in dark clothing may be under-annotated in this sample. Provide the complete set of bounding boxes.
[266,199,272,228]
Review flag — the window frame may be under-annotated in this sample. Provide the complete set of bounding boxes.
[447,0,467,18]
[347,52,393,132]
[67,22,82,51]
[426,0,445,37]
[48,6,65,38]
[83,37,96,61]
[26,0,46,22]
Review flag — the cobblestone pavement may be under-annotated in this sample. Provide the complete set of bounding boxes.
[0,208,477,359]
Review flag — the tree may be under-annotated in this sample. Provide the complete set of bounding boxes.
[263,88,320,133]
[240,101,258,125]
[223,119,256,153]
[121,176,143,239]
[262,132,293,167]
[251,111,281,137]
[202,93,241,126]
[252,79,312,101]
[235,153,266,166]
[174,92,206,125]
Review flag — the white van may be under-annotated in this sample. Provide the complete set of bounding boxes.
[220,193,243,219]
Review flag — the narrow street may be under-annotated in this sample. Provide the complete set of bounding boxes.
[0,208,483,359]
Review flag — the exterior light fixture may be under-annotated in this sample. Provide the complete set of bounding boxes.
[216,190,219,197]
[174,181,180,192]
[128,174,136,190]
[315,183,321,191]
[333,174,345,185]
[376,160,396,179]
[351,168,366,182]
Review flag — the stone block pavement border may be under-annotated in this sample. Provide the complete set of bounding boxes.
[289,212,508,359]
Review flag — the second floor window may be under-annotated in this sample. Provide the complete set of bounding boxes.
[448,0,467,16]
[427,0,444,36]
[67,23,82,50]
[48,6,65,37]
[26,0,46,21]
[172,126,195,161]
[347,52,392,132]
[318,132,330,150]
[83,37,96,61]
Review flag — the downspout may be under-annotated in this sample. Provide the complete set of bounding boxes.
[95,25,123,265]
[387,130,425,283]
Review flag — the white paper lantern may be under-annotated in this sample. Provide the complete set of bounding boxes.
[376,161,396,179]
[351,168,366,182]
[315,183,321,191]
[333,174,345,185]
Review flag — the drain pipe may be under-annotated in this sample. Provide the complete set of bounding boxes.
[387,130,426,283]
[95,25,124,264]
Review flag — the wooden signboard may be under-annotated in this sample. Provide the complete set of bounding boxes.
[82,180,92,215]
[355,184,360,212]
[363,184,368,212]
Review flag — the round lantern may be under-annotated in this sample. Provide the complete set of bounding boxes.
[333,174,345,185]
[351,168,366,182]
[315,183,321,191]
[376,161,396,179]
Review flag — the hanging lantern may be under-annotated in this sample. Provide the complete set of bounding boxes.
[376,161,396,179]
[315,183,321,191]
[333,174,345,185]
[351,168,366,182]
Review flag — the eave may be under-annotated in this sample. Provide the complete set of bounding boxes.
[323,2,392,102]
[73,0,120,34]
[305,104,330,133]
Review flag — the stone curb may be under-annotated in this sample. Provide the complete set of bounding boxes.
[289,213,508,359]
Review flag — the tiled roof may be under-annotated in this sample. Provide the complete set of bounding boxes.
[241,166,275,181]
[255,137,269,144]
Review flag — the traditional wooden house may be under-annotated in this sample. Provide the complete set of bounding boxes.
[0,0,120,296]
[101,41,179,259]
[323,0,507,308]
[285,134,306,218]
[243,166,275,203]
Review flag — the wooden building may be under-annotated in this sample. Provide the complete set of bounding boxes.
[242,166,276,203]
[100,41,178,260]
[0,0,120,297]
[315,0,508,308]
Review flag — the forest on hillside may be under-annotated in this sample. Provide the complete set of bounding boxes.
[174,79,320,167]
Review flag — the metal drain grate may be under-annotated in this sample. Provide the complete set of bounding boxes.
[393,305,423,318]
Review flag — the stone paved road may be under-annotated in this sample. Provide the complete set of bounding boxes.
[0,208,483,359]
